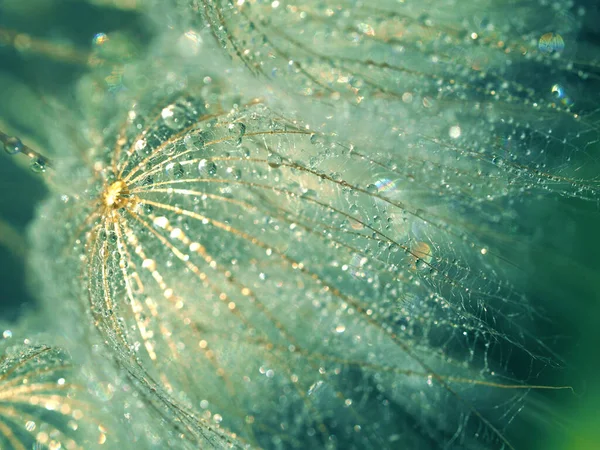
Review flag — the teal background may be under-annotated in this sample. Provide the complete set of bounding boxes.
[0,1,598,448]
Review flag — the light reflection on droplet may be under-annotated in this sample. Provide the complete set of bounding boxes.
[93,32,109,46]
[551,83,574,106]
[449,125,461,139]
[538,32,565,53]
[161,104,187,130]
[374,178,396,193]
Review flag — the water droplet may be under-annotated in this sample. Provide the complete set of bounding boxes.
[153,217,169,229]
[310,134,318,144]
[492,156,504,167]
[229,122,246,138]
[93,32,108,46]
[418,13,432,26]
[228,167,242,179]
[229,123,246,145]
[268,153,283,168]
[3,136,23,155]
[165,162,185,179]
[25,421,36,432]
[366,184,377,194]
[30,158,46,173]
[449,125,461,139]
[551,84,574,106]
[198,159,217,176]
[184,133,205,150]
[2,330,12,339]
[161,104,188,130]
[240,146,251,158]
[134,138,147,154]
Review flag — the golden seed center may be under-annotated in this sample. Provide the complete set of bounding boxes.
[104,180,130,210]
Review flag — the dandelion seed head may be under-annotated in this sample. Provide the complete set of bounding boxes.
[9,0,597,448]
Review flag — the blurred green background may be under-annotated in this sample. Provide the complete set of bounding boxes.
[0,1,598,449]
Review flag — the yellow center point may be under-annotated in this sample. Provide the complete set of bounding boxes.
[103,180,130,210]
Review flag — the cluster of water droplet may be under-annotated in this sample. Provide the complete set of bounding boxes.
[2,135,47,173]
[161,0,600,201]
[0,328,113,449]
[26,70,578,448]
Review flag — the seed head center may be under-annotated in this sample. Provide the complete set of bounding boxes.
[104,180,130,210]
